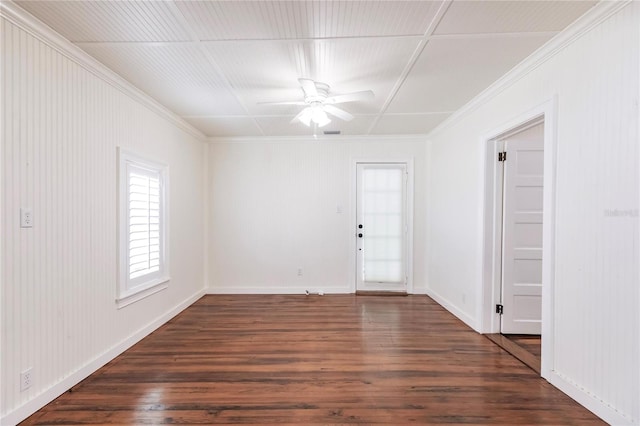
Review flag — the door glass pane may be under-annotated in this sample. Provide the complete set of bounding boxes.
[362,167,404,283]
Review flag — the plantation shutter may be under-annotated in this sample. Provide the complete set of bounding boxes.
[128,164,162,282]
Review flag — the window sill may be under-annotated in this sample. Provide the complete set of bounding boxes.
[117,277,170,309]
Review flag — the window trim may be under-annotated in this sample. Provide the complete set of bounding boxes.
[117,147,170,308]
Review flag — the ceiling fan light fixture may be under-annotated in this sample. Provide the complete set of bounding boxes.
[297,107,313,126]
[265,79,371,128]
[311,107,331,127]
[297,105,331,127]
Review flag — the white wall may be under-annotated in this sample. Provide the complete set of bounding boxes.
[0,15,207,425]
[207,137,426,295]
[3,1,637,425]
[426,2,639,425]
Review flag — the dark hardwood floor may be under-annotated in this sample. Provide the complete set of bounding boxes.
[507,335,542,358]
[484,334,542,375]
[22,295,603,425]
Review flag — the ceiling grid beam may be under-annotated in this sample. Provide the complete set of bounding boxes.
[366,0,453,135]
[163,0,267,136]
[10,0,601,137]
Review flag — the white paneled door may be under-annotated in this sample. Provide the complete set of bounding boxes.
[356,163,408,292]
[500,123,544,334]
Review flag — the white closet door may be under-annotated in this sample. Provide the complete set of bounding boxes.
[501,123,544,334]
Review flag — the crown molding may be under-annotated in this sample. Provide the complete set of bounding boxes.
[426,0,632,139]
[207,134,429,144]
[0,1,206,142]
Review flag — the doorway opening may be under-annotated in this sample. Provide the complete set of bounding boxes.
[480,99,558,379]
[488,120,544,372]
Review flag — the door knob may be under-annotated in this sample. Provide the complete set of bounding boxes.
[358,233,363,238]
[358,224,363,229]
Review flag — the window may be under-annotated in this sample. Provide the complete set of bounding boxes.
[118,148,169,307]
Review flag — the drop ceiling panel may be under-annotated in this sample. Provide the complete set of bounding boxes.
[183,117,264,138]
[255,115,377,137]
[16,1,191,42]
[371,113,452,135]
[176,1,443,40]
[80,43,246,116]
[203,41,311,117]
[205,37,422,116]
[386,34,553,114]
[12,0,595,138]
[434,0,597,35]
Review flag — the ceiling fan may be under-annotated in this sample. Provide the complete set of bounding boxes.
[258,78,374,128]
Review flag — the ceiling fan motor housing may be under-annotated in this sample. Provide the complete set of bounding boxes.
[304,82,330,104]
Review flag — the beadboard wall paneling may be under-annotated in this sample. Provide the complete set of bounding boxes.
[206,137,427,295]
[0,17,206,424]
[426,3,639,425]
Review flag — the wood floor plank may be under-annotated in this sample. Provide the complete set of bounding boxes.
[20,295,603,425]
[485,333,541,374]
[507,334,542,358]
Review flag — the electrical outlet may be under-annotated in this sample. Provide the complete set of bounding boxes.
[297,268,303,276]
[20,208,33,228]
[21,368,33,391]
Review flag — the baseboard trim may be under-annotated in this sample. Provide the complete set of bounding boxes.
[546,371,633,426]
[425,287,479,332]
[426,289,632,424]
[206,285,352,295]
[356,291,407,296]
[1,289,205,426]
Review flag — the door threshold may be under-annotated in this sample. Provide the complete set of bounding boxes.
[485,333,540,374]
[356,291,407,296]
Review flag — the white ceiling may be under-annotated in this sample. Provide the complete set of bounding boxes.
[16,0,597,138]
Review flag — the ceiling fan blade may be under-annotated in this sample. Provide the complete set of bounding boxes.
[257,100,307,106]
[325,90,374,104]
[298,78,318,97]
[323,105,354,122]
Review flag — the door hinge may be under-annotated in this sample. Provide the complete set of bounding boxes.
[495,304,504,315]
[498,151,507,162]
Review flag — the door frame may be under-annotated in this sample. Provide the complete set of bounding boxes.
[349,157,415,294]
[479,97,558,379]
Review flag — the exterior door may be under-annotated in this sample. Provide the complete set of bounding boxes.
[356,163,408,292]
[500,123,544,334]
